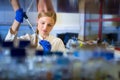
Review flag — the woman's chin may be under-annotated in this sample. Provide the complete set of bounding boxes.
[41,33,48,37]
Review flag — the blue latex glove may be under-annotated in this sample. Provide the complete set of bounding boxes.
[15,8,25,23]
[39,40,51,52]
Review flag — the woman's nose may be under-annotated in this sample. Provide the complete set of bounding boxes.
[43,24,48,30]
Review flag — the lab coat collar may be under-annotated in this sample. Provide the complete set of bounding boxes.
[37,34,50,40]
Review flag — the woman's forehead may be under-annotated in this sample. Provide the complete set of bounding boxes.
[38,16,55,24]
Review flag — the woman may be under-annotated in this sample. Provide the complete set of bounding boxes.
[5,8,66,52]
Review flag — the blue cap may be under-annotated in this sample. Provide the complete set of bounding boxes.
[56,57,70,65]
[102,51,114,60]
[10,48,26,58]
[54,51,63,56]
[2,41,14,48]
[35,50,44,56]
[43,51,53,56]
[19,40,30,48]
[93,50,114,60]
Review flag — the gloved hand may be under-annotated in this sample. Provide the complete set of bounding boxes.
[39,40,51,52]
[15,8,25,23]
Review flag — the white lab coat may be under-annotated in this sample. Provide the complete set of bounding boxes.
[5,29,66,52]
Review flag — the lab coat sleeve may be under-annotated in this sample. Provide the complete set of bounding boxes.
[5,29,17,41]
[52,38,66,53]
[5,29,32,41]
[57,38,67,55]
[58,39,66,52]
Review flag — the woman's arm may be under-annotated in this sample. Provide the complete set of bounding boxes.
[5,0,24,41]
[36,0,54,13]
[10,0,23,34]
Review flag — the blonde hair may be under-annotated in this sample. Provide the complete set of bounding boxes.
[36,12,57,34]
[38,12,57,24]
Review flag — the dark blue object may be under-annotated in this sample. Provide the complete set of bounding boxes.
[0,35,3,46]
[2,41,14,48]
[36,50,54,56]
[64,34,69,45]
[10,48,26,63]
[15,8,25,23]
[35,50,44,56]
[93,50,114,60]
[19,40,30,48]
[39,40,51,52]
[57,32,78,46]
[10,48,26,58]
[54,71,62,80]
[73,51,80,57]
[54,51,63,56]
[102,51,114,60]
[44,51,53,56]
[56,57,70,65]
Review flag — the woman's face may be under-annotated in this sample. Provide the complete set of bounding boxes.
[37,16,55,38]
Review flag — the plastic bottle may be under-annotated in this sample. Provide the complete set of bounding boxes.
[93,48,114,61]
[33,50,55,80]
[9,48,28,79]
[0,41,14,79]
[53,56,72,80]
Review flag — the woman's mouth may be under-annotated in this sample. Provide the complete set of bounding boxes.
[42,30,47,33]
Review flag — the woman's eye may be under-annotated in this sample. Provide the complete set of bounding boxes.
[40,21,44,24]
[41,22,45,24]
[48,24,52,27]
